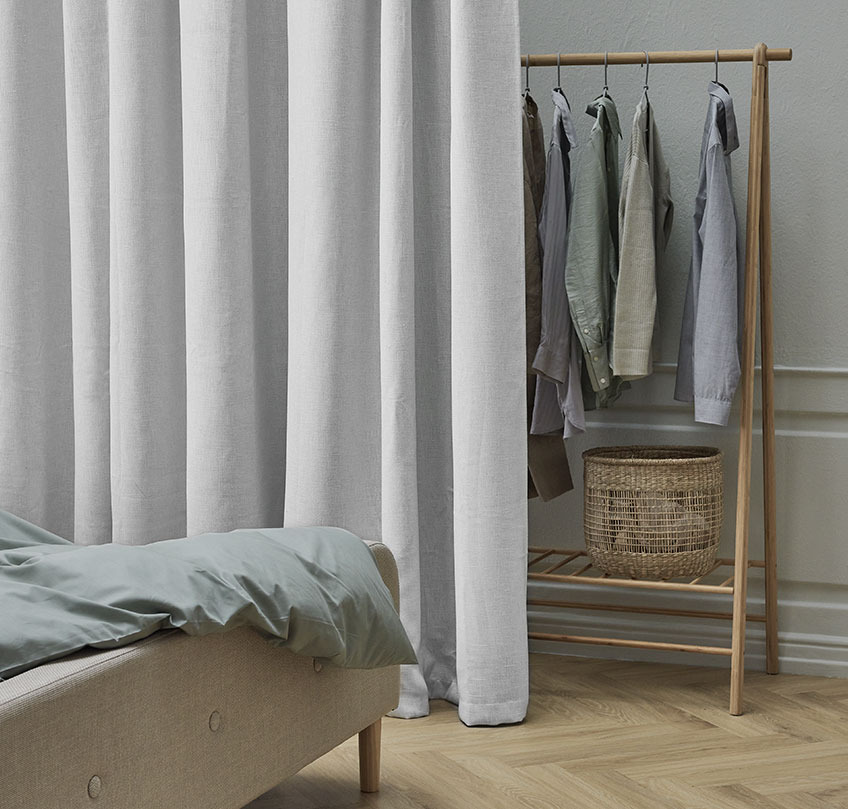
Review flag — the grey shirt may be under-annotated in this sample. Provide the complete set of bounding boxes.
[674,82,742,425]
[523,92,574,500]
[530,89,585,438]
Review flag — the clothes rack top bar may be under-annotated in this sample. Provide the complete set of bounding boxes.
[521,48,792,67]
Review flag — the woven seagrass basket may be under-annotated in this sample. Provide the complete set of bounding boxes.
[582,446,723,579]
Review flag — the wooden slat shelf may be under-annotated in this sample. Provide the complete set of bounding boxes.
[529,632,733,656]
[527,547,769,659]
[527,598,766,623]
[528,547,764,594]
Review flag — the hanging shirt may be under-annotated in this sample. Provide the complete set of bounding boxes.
[530,89,585,439]
[565,94,626,409]
[674,82,742,426]
[522,92,573,500]
[613,92,673,380]
[522,93,545,371]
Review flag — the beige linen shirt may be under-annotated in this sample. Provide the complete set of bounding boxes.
[613,92,673,380]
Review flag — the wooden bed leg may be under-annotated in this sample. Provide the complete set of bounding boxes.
[359,719,382,793]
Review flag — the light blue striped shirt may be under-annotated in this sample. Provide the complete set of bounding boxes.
[674,82,743,425]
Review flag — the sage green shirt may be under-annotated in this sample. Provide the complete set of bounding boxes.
[565,95,626,408]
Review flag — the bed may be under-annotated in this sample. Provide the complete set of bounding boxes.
[0,539,400,809]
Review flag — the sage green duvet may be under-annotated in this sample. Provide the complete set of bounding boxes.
[0,511,415,679]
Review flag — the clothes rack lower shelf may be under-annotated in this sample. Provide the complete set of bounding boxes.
[527,546,767,658]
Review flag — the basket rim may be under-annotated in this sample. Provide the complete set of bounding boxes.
[582,445,723,465]
[586,547,719,559]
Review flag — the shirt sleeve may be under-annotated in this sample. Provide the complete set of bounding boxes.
[532,146,572,386]
[692,144,741,425]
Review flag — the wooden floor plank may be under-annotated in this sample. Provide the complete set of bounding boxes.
[245,653,848,809]
[744,772,848,796]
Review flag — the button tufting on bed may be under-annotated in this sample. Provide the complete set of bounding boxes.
[87,775,102,798]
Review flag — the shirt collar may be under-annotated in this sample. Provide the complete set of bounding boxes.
[552,88,579,149]
[708,81,739,154]
[586,94,622,140]
[522,91,539,119]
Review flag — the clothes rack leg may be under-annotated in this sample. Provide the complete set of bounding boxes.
[730,42,768,716]
[758,63,779,676]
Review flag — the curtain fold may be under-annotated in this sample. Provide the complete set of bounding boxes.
[108,1,187,545]
[0,0,73,537]
[180,0,288,536]
[377,0,431,716]
[284,1,383,538]
[63,0,111,544]
[449,0,528,727]
[0,0,527,726]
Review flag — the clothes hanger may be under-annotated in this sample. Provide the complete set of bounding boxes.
[714,48,730,92]
[523,53,531,98]
[588,52,611,110]
[602,51,610,98]
[587,52,610,118]
[553,52,571,109]
[642,51,651,154]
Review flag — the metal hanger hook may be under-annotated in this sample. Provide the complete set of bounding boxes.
[524,53,530,95]
[715,48,719,83]
[556,52,562,91]
[642,50,650,91]
[603,51,609,96]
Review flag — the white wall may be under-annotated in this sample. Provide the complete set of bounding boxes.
[520,0,848,675]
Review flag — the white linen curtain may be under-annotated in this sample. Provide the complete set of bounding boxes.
[0,0,527,726]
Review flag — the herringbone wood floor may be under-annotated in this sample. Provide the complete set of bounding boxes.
[246,653,848,809]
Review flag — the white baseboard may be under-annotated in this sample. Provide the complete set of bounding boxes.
[527,579,848,678]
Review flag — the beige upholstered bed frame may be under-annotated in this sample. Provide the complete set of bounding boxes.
[0,540,401,809]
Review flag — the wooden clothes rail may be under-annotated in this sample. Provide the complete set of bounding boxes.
[524,43,790,716]
[520,47,792,66]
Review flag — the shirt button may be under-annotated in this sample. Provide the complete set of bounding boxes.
[582,328,589,334]
[593,355,599,361]
[600,377,607,384]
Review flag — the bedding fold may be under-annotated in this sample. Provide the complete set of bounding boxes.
[0,511,415,679]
